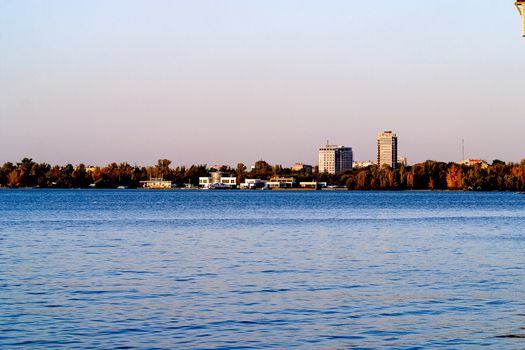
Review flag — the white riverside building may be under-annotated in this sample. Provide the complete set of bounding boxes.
[318,144,353,174]
[267,177,296,189]
[240,179,267,189]
[199,172,237,189]
[377,131,398,169]
[353,160,376,169]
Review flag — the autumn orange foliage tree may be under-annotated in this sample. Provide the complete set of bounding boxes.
[3,158,525,191]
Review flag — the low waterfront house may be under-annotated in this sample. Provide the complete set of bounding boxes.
[220,177,237,187]
[299,181,327,190]
[199,174,237,189]
[199,177,211,188]
[140,178,172,189]
[240,179,267,189]
[267,177,296,189]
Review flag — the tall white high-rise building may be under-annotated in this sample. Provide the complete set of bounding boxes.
[377,131,398,169]
[318,144,353,174]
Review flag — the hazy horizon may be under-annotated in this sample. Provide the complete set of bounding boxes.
[1,1,524,167]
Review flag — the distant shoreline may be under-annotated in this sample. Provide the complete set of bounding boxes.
[1,187,524,194]
[3,158,525,192]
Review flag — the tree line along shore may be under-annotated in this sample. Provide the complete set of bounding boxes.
[2,158,525,191]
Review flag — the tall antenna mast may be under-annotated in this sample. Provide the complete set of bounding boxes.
[462,139,465,161]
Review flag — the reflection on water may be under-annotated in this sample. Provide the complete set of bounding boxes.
[0,190,524,349]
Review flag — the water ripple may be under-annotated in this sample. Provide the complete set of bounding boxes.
[1,190,525,349]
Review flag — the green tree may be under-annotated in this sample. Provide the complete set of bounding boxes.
[16,158,36,187]
[250,160,272,179]
[184,165,208,185]
[155,159,172,179]
[57,164,75,188]
[235,163,247,184]
[33,162,51,187]
[0,162,15,187]
[71,164,93,188]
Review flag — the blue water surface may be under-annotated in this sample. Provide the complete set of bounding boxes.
[0,190,524,349]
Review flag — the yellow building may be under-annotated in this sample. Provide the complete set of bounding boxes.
[140,178,172,189]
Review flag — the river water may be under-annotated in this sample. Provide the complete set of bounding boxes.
[1,190,524,349]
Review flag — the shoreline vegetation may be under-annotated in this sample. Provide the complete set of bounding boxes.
[2,158,525,192]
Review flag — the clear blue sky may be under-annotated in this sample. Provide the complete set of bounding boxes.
[1,0,524,166]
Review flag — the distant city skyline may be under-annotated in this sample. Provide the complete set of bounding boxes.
[1,1,525,166]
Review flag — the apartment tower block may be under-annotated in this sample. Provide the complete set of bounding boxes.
[377,131,398,169]
[319,144,353,174]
